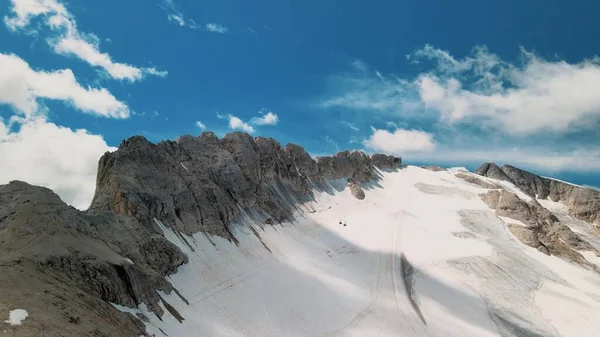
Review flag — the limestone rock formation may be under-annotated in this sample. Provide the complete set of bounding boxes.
[348,178,366,200]
[474,163,513,182]
[455,173,499,189]
[316,151,377,182]
[1,131,400,336]
[0,181,187,337]
[479,189,596,263]
[370,154,402,171]
[476,163,600,225]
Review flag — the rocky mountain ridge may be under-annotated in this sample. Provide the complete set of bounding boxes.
[0,131,401,337]
[475,163,600,268]
[476,163,600,225]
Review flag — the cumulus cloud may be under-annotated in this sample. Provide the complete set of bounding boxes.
[0,52,129,118]
[250,110,279,125]
[4,0,166,81]
[0,117,116,210]
[229,116,254,133]
[217,113,255,133]
[364,128,436,155]
[324,45,600,135]
[206,23,227,34]
[412,45,600,134]
[195,120,206,130]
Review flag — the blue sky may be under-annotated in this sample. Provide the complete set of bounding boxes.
[1,0,600,208]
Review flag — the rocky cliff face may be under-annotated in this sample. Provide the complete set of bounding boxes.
[476,163,600,225]
[1,132,401,336]
[90,132,401,239]
[0,181,187,336]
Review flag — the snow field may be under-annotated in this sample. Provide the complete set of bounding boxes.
[113,166,600,337]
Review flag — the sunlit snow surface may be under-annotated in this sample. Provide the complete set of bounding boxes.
[114,166,600,336]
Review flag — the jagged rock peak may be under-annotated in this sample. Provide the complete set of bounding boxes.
[474,162,513,182]
[91,132,402,239]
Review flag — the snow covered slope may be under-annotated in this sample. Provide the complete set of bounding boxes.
[115,166,600,337]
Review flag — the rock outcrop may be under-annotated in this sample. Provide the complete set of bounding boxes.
[455,173,499,189]
[91,133,400,238]
[1,131,401,336]
[370,154,402,171]
[348,178,366,200]
[474,163,513,182]
[476,163,600,225]
[0,181,187,336]
[479,189,597,263]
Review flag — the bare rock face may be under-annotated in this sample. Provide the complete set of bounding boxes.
[474,163,513,182]
[348,178,366,200]
[316,151,376,182]
[91,133,396,239]
[455,173,499,189]
[506,224,546,254]
[370,154,402,171]
[479,189,596,263]
[476,163,600,225]
[1,131,401,336]
[0,181,187,337]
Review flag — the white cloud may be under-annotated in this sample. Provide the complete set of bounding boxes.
[206,23,227,34]
[412,45,600,134]
[4,0,166,81]
[0,52,129,118]
[324,45,600,135]
[217,113,255,133]
[342,121,360,131]
[364,128,436,154]
[407,146,600,173]
[0,117,116,210]
[168,14,185,26]
[251,110,279,125]
[195,120,206,130]
[229,116,254,133]
[320,66,420,115]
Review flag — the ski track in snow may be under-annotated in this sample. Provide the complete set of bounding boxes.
[113,166,600,337]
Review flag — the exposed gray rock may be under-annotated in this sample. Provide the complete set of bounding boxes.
[348,178,366,200]
[506,224,545,252]
[316,151,377,182]
[2,131,399,336]
[476,163,600,225]
[479,190,596,263]
[0,181,187,337]
[474,163,513,182]
[455,173,500,189]
[370,154,402,171]
[480,190,501,209]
